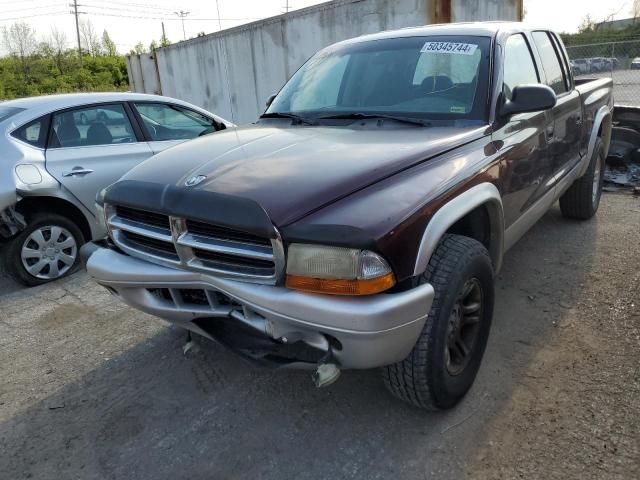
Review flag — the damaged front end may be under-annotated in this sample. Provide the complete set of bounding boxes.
[0,204,26,239]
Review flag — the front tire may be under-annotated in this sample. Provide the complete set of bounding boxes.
[3,212,84,286]
[559,138,605,220]
[383,234,494,410]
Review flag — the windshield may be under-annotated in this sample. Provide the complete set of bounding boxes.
[266,35,492,122]
[0,106,25,123]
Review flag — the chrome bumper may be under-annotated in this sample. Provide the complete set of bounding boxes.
[85,245,434,369]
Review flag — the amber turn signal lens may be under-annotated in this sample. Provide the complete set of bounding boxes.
[285,273,396,296]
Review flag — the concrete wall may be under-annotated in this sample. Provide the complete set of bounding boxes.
[126,0,522,124]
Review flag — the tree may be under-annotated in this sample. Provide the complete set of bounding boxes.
[632,0,640,21]
[49,27,68,74]
[102,30,118,57]
[149,40,158,52]
[2,22,37,81]
[578,14,595,33]
[130,42,147,55]
[160,32,170,47]
[80,19,102,57]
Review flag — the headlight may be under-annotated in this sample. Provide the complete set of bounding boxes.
[285,244,396,296]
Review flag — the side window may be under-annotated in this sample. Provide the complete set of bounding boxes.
[549,32,572,89]
[12,116,48,148]
[503,34,539,100]
[51,104,135,148]
[532,31,568,95]
[133,103,217,141]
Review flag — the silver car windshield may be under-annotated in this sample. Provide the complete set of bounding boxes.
[266,35,492,121]
[0,106,25,123]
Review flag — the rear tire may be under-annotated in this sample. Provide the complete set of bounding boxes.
[383,234,494,410]
[3,212,85,287]
[559,138,605,220]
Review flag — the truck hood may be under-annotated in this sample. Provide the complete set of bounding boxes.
[122,123,486,226]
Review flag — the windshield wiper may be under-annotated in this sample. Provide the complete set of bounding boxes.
[260,112,317,125]
[317,113,431,127]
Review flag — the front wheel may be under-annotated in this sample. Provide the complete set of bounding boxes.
[559,138,605,220]
[3,212,84,286]
[383,234,494,410]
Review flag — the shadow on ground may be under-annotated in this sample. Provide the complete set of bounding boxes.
[0,203,602,480]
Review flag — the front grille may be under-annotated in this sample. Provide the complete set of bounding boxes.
[120,231,179,259]
[116,206,170,231]
[186,220,271,246]
[191,248,275,274]
[107,204,282,283]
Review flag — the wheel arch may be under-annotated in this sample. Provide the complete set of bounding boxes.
[583,106,612,176]
[15,195,93,242]
[413,183,504,277]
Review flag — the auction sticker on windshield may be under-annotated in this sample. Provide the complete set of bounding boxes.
[420,42,478,55]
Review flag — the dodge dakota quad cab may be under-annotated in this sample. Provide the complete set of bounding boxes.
[83,23,613,409]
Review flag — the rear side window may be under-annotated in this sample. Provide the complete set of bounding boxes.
[503,34,539,100]
[532,31,568,95]
[12,116,49,148]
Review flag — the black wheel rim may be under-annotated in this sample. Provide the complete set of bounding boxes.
[445,278,483,376]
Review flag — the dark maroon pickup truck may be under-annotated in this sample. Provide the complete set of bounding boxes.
[84,22,613,409]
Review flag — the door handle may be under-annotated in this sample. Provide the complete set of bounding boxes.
[62,168,94,177]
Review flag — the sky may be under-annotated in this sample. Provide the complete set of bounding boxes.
[0,0,635,56]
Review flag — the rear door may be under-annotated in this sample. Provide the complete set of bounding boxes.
[45,103,153,214]
[531,31,583,183]
[130,102,220,154]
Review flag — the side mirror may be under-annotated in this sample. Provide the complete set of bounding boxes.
[500,84,557,117]
[266,94,277,108]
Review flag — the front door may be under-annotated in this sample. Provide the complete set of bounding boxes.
[131,102,220,154]
[45,103,153,215]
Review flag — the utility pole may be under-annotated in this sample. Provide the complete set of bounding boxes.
[284,0,290,13]
[215,0,222,31]
[161,21,167,45]
[70,0,83,65]
[174,10,190,40]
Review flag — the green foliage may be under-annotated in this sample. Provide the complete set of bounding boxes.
[0,49,129,100]
[561,19,640,47]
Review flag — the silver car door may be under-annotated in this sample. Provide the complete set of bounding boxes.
[45,103,153,214]
[132,102,220,154]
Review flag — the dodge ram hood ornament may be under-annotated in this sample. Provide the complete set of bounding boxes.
[185,175,207,187]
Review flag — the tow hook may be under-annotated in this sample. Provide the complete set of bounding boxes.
[312,347,341,388]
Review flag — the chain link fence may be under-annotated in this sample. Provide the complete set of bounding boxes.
[565,39,640,106]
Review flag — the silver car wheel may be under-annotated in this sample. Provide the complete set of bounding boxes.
[20,225,78,279]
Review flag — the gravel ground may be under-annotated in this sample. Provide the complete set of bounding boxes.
[0,193,638,479]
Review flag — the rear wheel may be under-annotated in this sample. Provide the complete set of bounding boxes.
[383,234,494,410]
[559,138,605,220]
[3,212,84,286]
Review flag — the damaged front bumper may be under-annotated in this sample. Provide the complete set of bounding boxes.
[84,244,434,369]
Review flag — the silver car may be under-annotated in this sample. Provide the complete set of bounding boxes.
[0,92,232,286]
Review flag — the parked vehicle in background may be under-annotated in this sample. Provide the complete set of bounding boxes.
[631,57,640,70]
[590,57,608,72]
[571,58,590,74]
[0,92,232,286]
[84,23,613,409]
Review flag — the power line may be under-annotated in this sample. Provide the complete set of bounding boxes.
[79,10,259,22]
[1,4,64,15]
[0,11,67,22]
